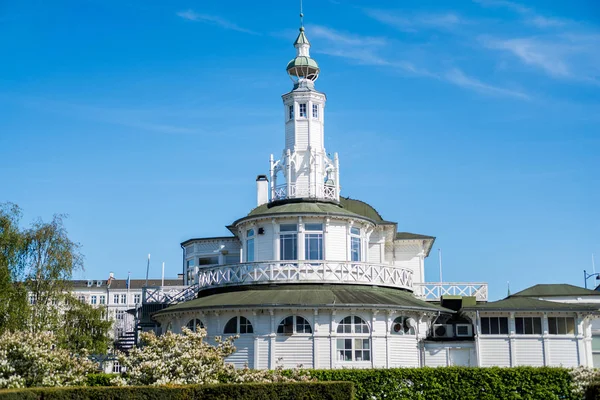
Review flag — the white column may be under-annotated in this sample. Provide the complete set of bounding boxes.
[253,311,259,369]
[298,217,305,261]
[312,309,318,369]
[330,310,336,369]
[272,219,278,261]
[474,311,482,367]
[509,312,516,366]
[323,218,329,261]
[542,313,550,366]
[269,309,276,369]
[576,313,588,366]
[385,311,392,368]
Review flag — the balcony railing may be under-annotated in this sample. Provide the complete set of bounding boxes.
[274,183,337,201]
[413,282,488,302]
[196,261,413,291]
[142,285,191,304]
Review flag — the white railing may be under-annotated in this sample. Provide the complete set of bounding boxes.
[273,183,337,201]
[142,285,191,304]
[413,282,488,302]
[196,261,413,291]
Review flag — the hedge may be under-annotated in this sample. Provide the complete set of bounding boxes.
[0,381,354,400]
[85,373,118,387]
[307,367,576,400]
[586,382,600,400]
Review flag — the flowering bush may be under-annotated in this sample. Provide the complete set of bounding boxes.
[569,366,600,399]
[114,328,310,386]
[0,330,97,389]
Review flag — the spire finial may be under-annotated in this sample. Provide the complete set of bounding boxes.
[300,0,304,30]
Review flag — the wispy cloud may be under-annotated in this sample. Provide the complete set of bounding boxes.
[472,0,530,14]
[364,9,464,32]
[445,68,530,99]
[473,0,568,29]
[528,16,566,28]
[481,34,600,82]
[176,10,258,35]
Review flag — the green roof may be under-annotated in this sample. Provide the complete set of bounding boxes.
[463,296,600,312]
[245,200,362,220]
[511,284,600,298]
[339,197,385,223]
[154,284,452,316]
[294,28,310,45]
[396,232,435,241]
[286,56,319,70]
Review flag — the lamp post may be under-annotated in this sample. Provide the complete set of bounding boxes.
[583,270,600,289]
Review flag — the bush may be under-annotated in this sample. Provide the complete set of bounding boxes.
[308,367,576,400]
[85,373,118,387]
[0,381,354,400]
[586,382,600,400]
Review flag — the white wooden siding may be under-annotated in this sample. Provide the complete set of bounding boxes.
[256,225,274,261]
[514,338,544,366]
[372,337,387,368]
[389,336,419,367]
[479,338,511,367]
[285,122,295,150]
[548,338,579,367]
[225,336,254,368]
[369,244,381,263]
[274,336,313,368]
[296,122,308,148]
[424,345,448,367]
[256,337,270,369]
[326,224,347,260]
[317,337,331,369]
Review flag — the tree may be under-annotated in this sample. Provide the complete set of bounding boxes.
[59,294,113,355]
[24,214,84,333]
[0,203,29,333]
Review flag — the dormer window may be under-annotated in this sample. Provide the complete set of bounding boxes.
[299,103,307,118]
[288,105,294,120]
[312,104,319,119]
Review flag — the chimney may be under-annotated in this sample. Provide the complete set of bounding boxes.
[256,175,269,206]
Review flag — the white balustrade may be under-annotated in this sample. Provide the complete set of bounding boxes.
[196,261,413,291]
[143,285,192,304]
[273,183,337,201]
[413,282,488,301]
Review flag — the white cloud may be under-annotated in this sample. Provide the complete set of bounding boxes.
[364,9,463,32]
[527,16,566,28]
[176,10,258,35]
[445,68,530,99]
[472,0,530,14]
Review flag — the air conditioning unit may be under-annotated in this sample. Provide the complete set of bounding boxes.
[455,324,473,338]
[433,324,454,338]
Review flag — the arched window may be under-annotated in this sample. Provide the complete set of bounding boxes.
[277,315,313,335]
[337,316,369,334]
[391,316,416,335]
[165,322,173,332]
[223,316,254,334]
[186,318,205,332]
[336,316,370,362]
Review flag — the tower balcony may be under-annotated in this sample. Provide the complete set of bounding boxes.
[413,282,488,302]
[274,183,338,201]
[195,261,413,292]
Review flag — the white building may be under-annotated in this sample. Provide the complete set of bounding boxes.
[148,22,598,369]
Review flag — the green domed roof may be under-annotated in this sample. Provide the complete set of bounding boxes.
[286,56,319,71]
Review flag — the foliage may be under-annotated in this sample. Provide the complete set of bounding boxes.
[85,373,118,387]
[0,204,29,333]
[0,382,355,400]
[585,381,600,400]
[0,330,97,389]
[570,367,600,399]
[114,328,311,386]
[58,295,112,355]
[307,367,577,400]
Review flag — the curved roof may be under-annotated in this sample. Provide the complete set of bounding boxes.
[154,284,451,316]
[339,197,385,223]
[286,56,319,70]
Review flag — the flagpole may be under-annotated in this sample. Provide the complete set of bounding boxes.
[145,254,150,287]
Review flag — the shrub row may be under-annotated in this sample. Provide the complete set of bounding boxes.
[587,382,600,400]
[307,367,575,400]
[0,381,354,400]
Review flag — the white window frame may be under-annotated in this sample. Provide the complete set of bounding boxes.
[186,318,205,332]
[120,294,127,304]
[134,294,141,304]
[336,316,371,363]
[99,295,106,305]
[246,228,255,262]
[288,105,294,120]
[350,227,361,262]
[548,316,575,335]
[113,294,119,304]
[312,104,319,119]
[480,316,509,335]
[91,295,97,305]
[304,223,323,260]
[279,224,298,261]
[223,316,254,334]
[299,103,307,118]
[515,316,542,335]
[277,315,313,335]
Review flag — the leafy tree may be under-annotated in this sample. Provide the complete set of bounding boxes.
[0,203,29,333]
[59,294,113,355]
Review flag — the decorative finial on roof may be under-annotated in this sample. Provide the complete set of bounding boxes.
[300,0,304,29]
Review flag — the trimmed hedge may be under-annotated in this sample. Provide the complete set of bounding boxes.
[308,367,576,400]
[586,382,600,400]
[0,381,354,400]
[85,373,118,387]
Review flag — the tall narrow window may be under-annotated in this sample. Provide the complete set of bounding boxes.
[350,227,361,262]
[336,316,371,362]
[312,104,319,119]
[91,295,97,305]
[288,105,294,120]
[515,317,542,335]
[280,224,298,260]
[120,294,127,304]
[299,103,307,117]
[246,229,255,262]
[305,223,323,260]
[134,294,141,304]
[113,294,119,304]
[99,295,106,305]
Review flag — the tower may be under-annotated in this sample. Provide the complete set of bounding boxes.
[269,17,340,202]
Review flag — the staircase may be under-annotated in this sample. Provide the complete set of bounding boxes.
[114,331,136,353]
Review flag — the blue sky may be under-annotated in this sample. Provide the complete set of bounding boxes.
[0,0,598,300]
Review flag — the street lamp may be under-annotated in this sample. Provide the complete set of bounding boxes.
[583,270,600,289]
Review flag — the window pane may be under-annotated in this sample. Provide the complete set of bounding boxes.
[557,317,566,334]
[247,229,255,237]
[305,223,323,231]
[312,104,318,118]
[533,318,542,334]
[516,318,524,334]
[246,239,254,262]
[481,318,490,334]
[566,318,575,334]
[224,317,237,334]
[280,234,297,260]
[289,105,294,120]
[350,227,360,235]
[351,237,361,262]
[305,234,323,260]
[523,317,532,334]
[280,224,297,232]
[299,103,307,117]
[490,317,499,334]
[499,318,508,334]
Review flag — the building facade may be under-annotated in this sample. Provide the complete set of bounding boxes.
[149,23,598,369]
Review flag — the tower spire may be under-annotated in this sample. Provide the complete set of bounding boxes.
[300,0,304,29]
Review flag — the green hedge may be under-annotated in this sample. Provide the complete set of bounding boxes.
[586,382,600,400]
[0,381,354,400]
[308,367,575,400]
[85,373,118,387]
